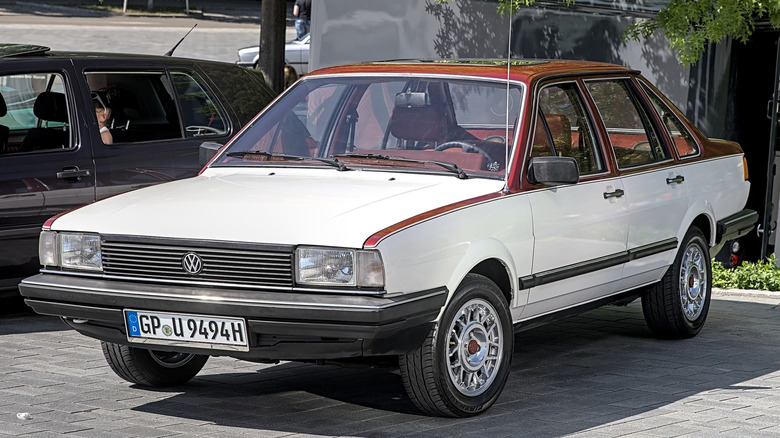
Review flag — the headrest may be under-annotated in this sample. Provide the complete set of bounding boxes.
[389,105,452,142]
[0,93,6,117]
[33,91,68,123]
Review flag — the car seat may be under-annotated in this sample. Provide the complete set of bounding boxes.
[388,103,454,149]
[20,91,69,152]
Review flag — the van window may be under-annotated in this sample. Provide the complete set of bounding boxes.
[0,72,72,154]
[86,72,181,143]
[171,71,228,138]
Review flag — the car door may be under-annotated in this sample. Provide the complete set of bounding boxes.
[0,63,94,294]
[584,78,687,288]
[74,61,235,200]
[522,80,629,318]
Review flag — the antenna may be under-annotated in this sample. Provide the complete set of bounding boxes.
[164,24,198,57]
[503,4,514,191]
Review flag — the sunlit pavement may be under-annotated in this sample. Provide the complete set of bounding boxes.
[2,290,779,437]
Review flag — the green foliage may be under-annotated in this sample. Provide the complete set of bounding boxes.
[712,254,780,291]
[625,0,780,66]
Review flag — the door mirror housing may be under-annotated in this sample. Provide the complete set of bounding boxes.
[527,156,580,185]
[199,141,223,166]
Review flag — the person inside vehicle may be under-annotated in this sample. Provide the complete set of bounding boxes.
[284,65,299,89]
[92,89,113,144]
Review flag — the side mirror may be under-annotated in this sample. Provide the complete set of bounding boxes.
[199,141,223,166]
[527,156,579,185]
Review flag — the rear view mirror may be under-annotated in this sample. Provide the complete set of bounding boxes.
[394,91,430,108]
[199,141,223,166]
[527,156,579,185]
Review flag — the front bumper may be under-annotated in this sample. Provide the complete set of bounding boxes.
[20,273,446,361]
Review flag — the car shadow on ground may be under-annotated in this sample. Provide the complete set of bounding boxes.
[0,299,70,335]
[126,297,780,437]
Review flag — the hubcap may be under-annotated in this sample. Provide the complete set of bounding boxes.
[679,241,707,321]
[446,298,503,397]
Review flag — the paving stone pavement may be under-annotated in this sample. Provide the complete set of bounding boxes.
[1,291,780,437]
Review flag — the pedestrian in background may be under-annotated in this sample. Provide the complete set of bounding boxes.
[293,0,311,39]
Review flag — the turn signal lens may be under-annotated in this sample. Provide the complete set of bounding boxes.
[39,231,58,267]
[743,157,749,180]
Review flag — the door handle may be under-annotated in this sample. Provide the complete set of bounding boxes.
[603,189,625,199]
[666,175,685,184]
[56,167,91,181]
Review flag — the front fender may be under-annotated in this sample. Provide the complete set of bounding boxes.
[440,238,525,319]
[375,194,533,324]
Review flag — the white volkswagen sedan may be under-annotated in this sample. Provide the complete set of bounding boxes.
[20,59,757,417]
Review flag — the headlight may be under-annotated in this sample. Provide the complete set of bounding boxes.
[59,233,102,271]
[296,247,384,288]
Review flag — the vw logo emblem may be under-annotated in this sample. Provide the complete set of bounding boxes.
[182,252,203,275]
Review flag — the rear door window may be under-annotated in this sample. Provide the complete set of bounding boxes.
[585,79,669,168]
[0,72,73,154]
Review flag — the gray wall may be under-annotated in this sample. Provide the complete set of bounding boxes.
[310,0,731,138]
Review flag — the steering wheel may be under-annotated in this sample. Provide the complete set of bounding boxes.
[434,141,497,166]
[186,125,222,136]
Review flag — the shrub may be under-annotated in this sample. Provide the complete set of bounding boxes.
[712,254,780,291]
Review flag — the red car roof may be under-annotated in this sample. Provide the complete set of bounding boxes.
[308,59,636,84]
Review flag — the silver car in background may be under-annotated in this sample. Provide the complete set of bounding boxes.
[236,33,310,76]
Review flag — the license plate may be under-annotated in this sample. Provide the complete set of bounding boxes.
[124,310,249,352]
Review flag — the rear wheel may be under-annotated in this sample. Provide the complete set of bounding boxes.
[101,341,208,387]
[400,274,513,417]
[642,226,711,339]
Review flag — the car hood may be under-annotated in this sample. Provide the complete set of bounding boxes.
[52,167,504,248]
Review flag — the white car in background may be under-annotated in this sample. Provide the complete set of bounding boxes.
[21,59,757,418]
[236,33,310,76]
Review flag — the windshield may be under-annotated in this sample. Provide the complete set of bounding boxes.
[217,75,525,179]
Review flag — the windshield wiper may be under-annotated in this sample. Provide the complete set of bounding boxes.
[336,153,468,179]
[226,151,305,160]
[226,151,350,171]
[310,157,349,171]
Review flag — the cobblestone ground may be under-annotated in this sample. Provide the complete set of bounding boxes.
[1,293,780,437]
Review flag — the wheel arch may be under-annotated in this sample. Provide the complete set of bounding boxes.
[443,238,519,314]
[470,258,513,306]
[690,213,713,246]
[679,200,716,247]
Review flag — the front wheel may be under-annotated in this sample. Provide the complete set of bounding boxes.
[642,226,711,339]
[101,341,208,387]
[399,274,513,417]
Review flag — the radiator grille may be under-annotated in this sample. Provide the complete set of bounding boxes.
[101,237,294,288]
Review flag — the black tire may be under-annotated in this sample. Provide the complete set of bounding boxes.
[101,341,208,387]
[642,226,711,339]
[399,274,513,417]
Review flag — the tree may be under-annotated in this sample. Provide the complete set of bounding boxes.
[496,0,780,66]
[258,0,287,93]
